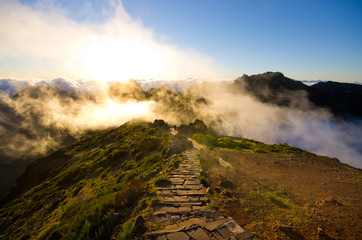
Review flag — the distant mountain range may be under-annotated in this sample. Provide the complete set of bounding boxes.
[233,72,362,117]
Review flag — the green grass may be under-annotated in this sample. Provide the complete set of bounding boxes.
[193,133,307,154]
[0,120,172,240]
[265,191,293,209]
[152,176,171,186]
[206,204,220,210]
[117,220,135,240]
[198,175,207,186]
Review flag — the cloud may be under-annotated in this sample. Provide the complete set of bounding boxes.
[149,80,362,169]
[0,0,226,81]
[0,79,156,161]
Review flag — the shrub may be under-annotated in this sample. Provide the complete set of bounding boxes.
[254,149,267,153]
[115,179,145,209]
[121,160,137,171]
[139,136,161,151]
[117,220,135,240]
[153,176,171,186]
[144,153,162,165]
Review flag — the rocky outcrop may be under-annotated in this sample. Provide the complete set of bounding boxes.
[178,119,208,137]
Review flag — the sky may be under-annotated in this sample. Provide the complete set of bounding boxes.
[0,0,361,82]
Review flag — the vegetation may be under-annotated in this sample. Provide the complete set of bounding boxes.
[116,220,135,240]
[152,176,171,186]
[193,133,306,154]
[196,138,362,240]
[0,120,171,240]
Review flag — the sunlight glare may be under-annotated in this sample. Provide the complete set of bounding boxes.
[91,100,155,125]
[79,38,165,81]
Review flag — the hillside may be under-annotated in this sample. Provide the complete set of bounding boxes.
[194,133,362,239]
[0,119,178,239]
[0,120,361,239]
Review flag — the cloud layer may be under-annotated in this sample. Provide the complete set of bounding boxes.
[0,0,225,81]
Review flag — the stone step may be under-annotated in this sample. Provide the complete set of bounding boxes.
[154,201,206,207]
[158,185,204,191]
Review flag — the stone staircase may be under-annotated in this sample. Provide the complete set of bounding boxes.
[148,145,258,240]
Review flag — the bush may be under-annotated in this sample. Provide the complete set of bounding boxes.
[115,179,144,209]
[121,160,137,171]
[139,136,161,151]
[117,220,135,240]
[144,153,162,165]
[153,176,171,186]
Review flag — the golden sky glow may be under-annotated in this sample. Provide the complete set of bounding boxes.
[0,0,227,81]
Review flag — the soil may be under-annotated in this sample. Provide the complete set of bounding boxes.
[202,150,362,239]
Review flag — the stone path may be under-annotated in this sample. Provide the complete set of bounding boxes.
[148,141,258,240]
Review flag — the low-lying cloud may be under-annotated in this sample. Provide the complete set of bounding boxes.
[0,77,361,169]
[0,79,155,161]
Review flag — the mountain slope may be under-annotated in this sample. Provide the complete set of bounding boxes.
[195,133,362,239]
[0,120,174,239]
[1,121,361,239]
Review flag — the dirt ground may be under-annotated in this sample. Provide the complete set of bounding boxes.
[201,149,362,239]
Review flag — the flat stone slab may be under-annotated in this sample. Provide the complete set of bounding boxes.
[170,178,184,184]
[204,218,228,231]
[166,231,189,240]
[217,225,233,238]
[186,227,210,240]
[154,235,167,240]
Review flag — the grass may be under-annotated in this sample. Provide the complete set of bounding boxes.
[196,147,322,239]
[0,120,172,240]
[152,176,171,186]
[206,204,220,210]
[117,220,135,240]
[193,133,307,154]
[265,191,293,209]
[198,175,207,186]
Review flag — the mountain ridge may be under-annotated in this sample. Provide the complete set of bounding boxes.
[0,120,360,239]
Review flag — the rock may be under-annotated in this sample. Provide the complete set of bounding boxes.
[277,220,293,231]
[166,231,190,240]
[105,213,122,237]
[151,119,169,129]
[316,198,343,207]
[225,218,246,235]
[178,119,208,137]
[134,216,146,235]
[186,227,210,240]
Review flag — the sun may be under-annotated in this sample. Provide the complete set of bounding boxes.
[79,38,165,81]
